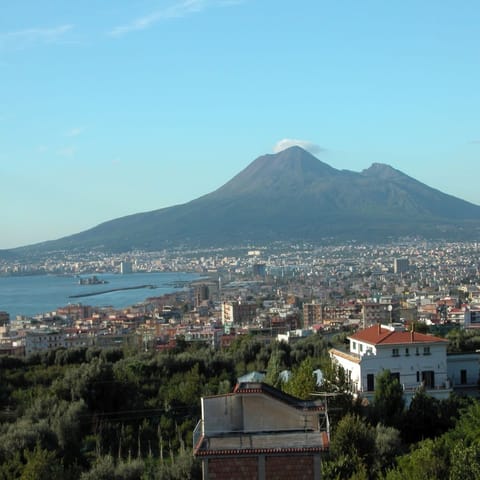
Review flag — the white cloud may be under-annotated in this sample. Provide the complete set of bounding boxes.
[273,138,325,155]
[109,0,239,37]
[66,127,85,137]
[0,24,73,50]
[58,146,76,158]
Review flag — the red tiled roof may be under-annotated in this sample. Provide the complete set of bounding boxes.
[349,324,448,346]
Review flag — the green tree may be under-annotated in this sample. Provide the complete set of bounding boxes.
[265,343,287,388]
[373,369,404,427]
[329,413,376,475]
[283,357,317,399]
[0,451,23,480]
[373,423,402,475]
[449,440,480,480]
[384,437,449,480]
[402,390,440,443]
[20,444,64,480]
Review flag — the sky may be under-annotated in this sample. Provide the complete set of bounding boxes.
[1,0,479,249]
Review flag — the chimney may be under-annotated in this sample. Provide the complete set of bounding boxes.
[378,323,381,335]
[411,330,414,342]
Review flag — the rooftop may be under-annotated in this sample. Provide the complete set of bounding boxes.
[194,430,329,456]
[350,324,448,346]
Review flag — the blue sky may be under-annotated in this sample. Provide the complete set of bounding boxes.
[1,0,479,249]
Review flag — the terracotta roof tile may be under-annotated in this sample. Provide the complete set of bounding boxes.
[350,324,448,346]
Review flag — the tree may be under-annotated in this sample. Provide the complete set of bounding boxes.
[373,369,404,427]
[265,343,287,388]
[327,413,376,478]
[20,444,64,480]
[283,357,317,399]
[402,390,440,443]
[384,438,449,480]
[373,423,402,475]
[449,440,480,480]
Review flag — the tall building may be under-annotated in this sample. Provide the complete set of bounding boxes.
[303,301,322,326]
[221,301,257,326]
[252,263,266,278]
[194,284,210,307]
[394,257,409,274]
[120,260,133,274]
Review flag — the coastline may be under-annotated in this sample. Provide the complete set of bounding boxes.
[0,272,201,318]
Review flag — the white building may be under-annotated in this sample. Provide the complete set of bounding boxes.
[25,330,66,356]
[277,329,313,344]
[330,324,452,404]
[447,353,480,391]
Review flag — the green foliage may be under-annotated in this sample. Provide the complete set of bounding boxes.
[0,451,23,480]
[384,438,450,480]
[449,440,480,480]
[374,423,402,475]
[289,334,327,365]
[323,452,367,480]
[264,342,289,388]
[447,400,480,445]
[1,334,479,479]
[402,390,442,443]
[373,370,404,427]
[20,443,64,480]
[283,357,317,399]
[330,413,376,469]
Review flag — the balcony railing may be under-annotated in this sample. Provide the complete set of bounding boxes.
[193,420,203,451]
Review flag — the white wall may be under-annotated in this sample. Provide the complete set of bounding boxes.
[447,353,480,387]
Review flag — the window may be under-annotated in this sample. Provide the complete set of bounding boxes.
[359,344,363,353]
[461,369,467,385]
[392,348,399,357]
[367,374,375,391]
[352,341,357,351]
[422,370,435,388]
[423,346,431,355]
[415,347,419,356]
[405,348,409,356]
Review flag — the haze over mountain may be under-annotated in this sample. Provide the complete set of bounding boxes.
[7,146,480,255]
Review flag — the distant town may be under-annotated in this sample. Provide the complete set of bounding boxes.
[1,239,480,358]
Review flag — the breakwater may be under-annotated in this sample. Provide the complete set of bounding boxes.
[68,284,157,299]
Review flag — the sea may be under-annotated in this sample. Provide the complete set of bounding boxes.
[0,272,201,319]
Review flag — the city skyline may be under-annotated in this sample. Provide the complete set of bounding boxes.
[2,1,480,249]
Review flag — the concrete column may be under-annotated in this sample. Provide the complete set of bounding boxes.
[314,454,322,479]
[258,454,265,480]
[202,458,208,480]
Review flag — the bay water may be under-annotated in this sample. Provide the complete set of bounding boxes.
[0,272,200,319]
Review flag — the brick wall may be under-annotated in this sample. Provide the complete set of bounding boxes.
[206,455,317,480]
[208,457,258,479]
[265,455,314,480]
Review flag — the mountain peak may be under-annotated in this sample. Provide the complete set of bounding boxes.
[213,146,338,197]
[362,162,406,181]
[10,146,480,255]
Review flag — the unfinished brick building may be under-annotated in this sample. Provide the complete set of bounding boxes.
[193,382,330,480]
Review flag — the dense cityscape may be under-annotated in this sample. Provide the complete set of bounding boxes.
[2,239,480,358]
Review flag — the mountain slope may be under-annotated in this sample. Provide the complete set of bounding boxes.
[11,147,480,254]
